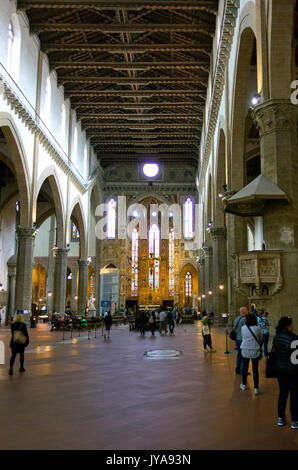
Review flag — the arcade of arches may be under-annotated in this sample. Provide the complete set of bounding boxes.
[0,0,298,327]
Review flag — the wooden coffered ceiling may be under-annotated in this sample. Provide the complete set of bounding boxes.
[17,0,219,168]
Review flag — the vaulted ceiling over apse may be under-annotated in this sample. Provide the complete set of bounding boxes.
[17,0,219,169]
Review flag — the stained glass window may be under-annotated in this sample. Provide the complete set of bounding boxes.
[184,197,193,239]
[185,272,192,298]
[107,198,116,238]
[169,229,175,296]
[131,229,138,296]
[148,224,160,290]
[71,222,80,240]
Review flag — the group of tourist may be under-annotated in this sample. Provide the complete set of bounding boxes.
[232,306,298,429]
[138,309,178,336]
[7,306,298,430]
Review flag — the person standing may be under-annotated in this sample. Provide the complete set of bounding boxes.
[104,311,112,340]
[258,311,270,357]
[234,306,249,375]
[148,311,156,336]
[159,310,168,334]
[168,310,175,334]
[139,310,148,336]
[9,313,29,375]
[201,311,216,352]
[240,314,262,395]
[273,317,298,428]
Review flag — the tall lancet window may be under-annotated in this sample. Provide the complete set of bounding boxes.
[7,19,20,80]
[169,229,175,296]
[131,229,138,296]
[7,22,14,73]
[44,76,51,123]
[184,197,194,239]
[185,271,192,300]
[107,197,116,239]
[148,224,160,290]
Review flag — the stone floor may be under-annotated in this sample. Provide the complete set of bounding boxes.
[0,321,298,450]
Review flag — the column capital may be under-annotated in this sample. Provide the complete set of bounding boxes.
[200,246,212,257]
[78,259,89,267]
[210,226,227,241]
[252,99,298,137]
[55,248,70,257]
[16,227,35,238]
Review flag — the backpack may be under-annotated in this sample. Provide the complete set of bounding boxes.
[13,324,27,345]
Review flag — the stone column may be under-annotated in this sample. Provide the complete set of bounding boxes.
[7,260,16,322]
[119,239,127,311]
[95,239,101,315]
[71,268,79,314]
[15,228,35,319]
[204,247,213,312]
[78,259,89,315]
[210,227,228,315]
[53,248,69,315]
[251,99,298,319]
[46,215,55,316]
[198,256,205,311]
[253,100,298,248]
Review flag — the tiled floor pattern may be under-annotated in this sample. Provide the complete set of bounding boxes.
[0,322,297,450]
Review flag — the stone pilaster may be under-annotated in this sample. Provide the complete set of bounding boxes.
[78,259,89,315]
[210,227,228,315]
[15,227,35,317]
[53,248,69,315]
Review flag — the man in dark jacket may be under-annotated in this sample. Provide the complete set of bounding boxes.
[274,317,298,428]
[9,313,29,375]
[139,311,148,336]
[104,312,112,339]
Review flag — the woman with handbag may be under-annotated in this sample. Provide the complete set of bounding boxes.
[273,317,298,428]
[9,313,29,376]
[240,314,262,395]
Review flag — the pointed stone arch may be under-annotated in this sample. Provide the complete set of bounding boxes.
[0,114,30,227]
[35,166,66,248]
[69,196,87,259]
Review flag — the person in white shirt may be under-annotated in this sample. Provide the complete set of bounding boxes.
[240,314,263,395]
[159,310,168,334]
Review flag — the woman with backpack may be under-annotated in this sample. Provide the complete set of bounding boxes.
[9,313,29,376]
[240,314,262,395]
[273,317,298,428]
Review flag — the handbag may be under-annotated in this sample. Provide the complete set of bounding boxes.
[266,339,277,378]
[229,317,242,341]
[247,325,263,359]
[13,323,27,345]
